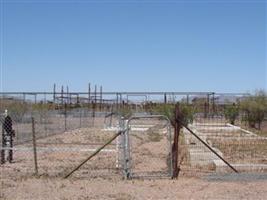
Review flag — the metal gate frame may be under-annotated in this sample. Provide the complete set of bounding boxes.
[122,115,173,179]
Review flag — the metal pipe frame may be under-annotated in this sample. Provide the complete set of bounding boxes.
[124,115,173,179]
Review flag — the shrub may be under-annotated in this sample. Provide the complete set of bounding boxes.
[151,103,195,127]
[224,103,239,125]
[240,90,267,129]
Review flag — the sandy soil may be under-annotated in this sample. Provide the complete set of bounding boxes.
[1,176,267,200]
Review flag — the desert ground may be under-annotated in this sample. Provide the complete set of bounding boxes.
[1,174,267,200]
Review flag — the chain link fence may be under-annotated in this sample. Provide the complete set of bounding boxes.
[123,115,173,179]
[0,92,121,179]
[0,112,175,180]
[0,117,122,180]
[178,115,267,176]
[1,92,267,180]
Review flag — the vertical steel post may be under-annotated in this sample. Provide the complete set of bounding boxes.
[212,93,215,114]
[64,103,67,131]
[172,103,181,178]
[67,86,69,104]
[207,94,210,114]
[61,86,64,107]
[31,117,38,175]
[92,101,95,127]
[88,83,91,109]
[116,93,119,111]
[125,118,131,179]
[69,94,72,105]
[95,85,97,110]
[53,83,56,104]
[100,86,103,111]
[79,108,82,128]
[120,94,122,108]
[122,118,130,179]
[168,124,173,177]
[77,93,79,105]
[44,93,47,135]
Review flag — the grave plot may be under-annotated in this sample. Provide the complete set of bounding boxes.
[181,121,267,173]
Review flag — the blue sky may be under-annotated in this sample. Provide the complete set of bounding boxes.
[0,0,266,93]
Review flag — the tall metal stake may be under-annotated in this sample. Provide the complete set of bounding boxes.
[53,83,56,104]
[88,83,91,109]
[31,117,38,175]
[100,86,103,111]
[172,103,181,178]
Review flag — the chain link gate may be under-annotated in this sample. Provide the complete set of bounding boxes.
[121,115,173,179]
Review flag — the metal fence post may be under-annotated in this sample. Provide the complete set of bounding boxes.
[64,103,67,131]
[31,117,38,175]
[100,86,103,111]
[172,103,181,178]
[79,108,82,128]
[120,117,130,179]
[125,119,131,179]
[92,101,95,127]
[168,124,173,178]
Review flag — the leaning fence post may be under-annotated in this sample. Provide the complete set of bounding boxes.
[31,117,38,175]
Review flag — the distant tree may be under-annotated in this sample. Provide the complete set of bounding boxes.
[224,103,239,125]
[240,90,267,130]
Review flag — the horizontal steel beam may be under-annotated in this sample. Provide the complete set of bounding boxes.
[0,91,250,96]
